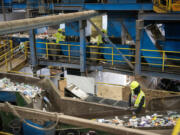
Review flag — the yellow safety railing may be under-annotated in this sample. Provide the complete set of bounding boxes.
[24,41,180,73]
[153,0,180,13]
[0,41,28,72]
[0,40,13,56]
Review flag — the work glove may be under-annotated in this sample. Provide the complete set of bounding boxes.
[132,111,136,116]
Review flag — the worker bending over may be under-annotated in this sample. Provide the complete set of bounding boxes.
[53,28,65,43]
[129,81,146,114]
[90,29,106,46]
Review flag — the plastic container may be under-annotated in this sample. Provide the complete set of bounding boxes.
[0,91,16,102]
[23,120,55,135]
[36,39,48,56]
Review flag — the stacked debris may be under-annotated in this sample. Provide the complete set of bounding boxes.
[0,78,43,99]
[95,111,180,128]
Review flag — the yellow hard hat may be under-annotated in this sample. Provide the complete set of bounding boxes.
[58,28,62,32]
[130,81,139,91]
[102,29,107,33]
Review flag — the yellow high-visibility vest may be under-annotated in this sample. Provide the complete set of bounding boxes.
[97,34,103,46]
[131,90,146,108]
[53,32,65,43]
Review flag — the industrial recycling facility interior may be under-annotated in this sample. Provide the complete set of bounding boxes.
[0,0,180,135]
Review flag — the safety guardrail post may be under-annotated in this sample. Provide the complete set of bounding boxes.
[24,42,28,59]
[10,40,13,58]
[68,44,71,62]
[5,53,8,72]
[135,20,144,75]
[162,51,165,72]
[9,40,13,70]
[168,0,172,11]
[46,43,49,59]
[112,47,114,66]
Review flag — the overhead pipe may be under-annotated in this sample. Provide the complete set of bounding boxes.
[0,10,103,35]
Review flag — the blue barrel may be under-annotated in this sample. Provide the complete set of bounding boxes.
[23,120,55,135]
[36,39,48,56]
[100,44,133,64]
[60,42,80,57]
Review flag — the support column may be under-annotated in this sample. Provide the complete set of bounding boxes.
[135,20,144,76]
[2,0,6,21]
[29,29,38,76]
[79,20,86,74]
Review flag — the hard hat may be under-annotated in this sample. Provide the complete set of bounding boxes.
[130,81,139,91]
[102,29,107,33]
[58,28,62,32]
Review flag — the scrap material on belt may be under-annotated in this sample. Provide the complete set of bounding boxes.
[95,111,180,128]
[0,77,43,99]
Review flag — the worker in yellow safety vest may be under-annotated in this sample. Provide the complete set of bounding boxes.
[128,81,146,114]
[53,28,66,43]
[97,29,107,46]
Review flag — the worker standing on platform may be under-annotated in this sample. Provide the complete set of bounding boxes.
[97,29,106,46]
[49,28,65,61]
[128,81,146,115]
[53,28,65,43]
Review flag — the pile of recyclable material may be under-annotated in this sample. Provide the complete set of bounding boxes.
[95,116,124,126]
[0,78,43,99]
[95,111,180,128]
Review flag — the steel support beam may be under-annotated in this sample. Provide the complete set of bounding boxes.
[89,19,134,70]
[84,4,153,11]
[141,71,180,81]
[79,20,86,73]
[29,29,37,67]
[121,21,126,45]
[39,60,80,69]
[1,0,6,21]
[29,29,38,76]
[120,20,134,43]
[39,60,103,71]
[135,20,144,76]
[0,10,103,35]
[88,66,103,71]
[54,6,83,11]
[139,13,180,21]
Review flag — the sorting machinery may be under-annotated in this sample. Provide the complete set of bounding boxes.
[0,0,180,80]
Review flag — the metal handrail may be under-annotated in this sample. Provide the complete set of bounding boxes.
[17,41,180,73]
